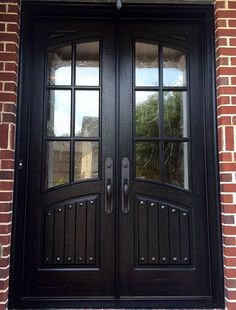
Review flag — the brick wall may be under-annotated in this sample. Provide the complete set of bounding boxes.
[215,0,236,309]
[0,0,235,309]
[0,1,20,309]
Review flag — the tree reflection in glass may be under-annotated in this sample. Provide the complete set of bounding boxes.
[163,91,187,138]
[135,91,159,137]
[164,142,188,189]
[136,142,160,180]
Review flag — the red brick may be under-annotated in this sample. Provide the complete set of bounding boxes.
[215,1,225,10]
[0,72,16,82]
[229,20,236,28]
[0,280,9,291]
[222,205,236,214]
[0,92,16,102]
[5,63,17,73]
[8,4,20,14]
[0,33,18,43]
[0,4,6,12]
[231,57,236,65]
[1,160,14,170]
[224,236,236,246]
[218,105,236,115]
[0,192,12,201]
[4,103,16,113]
[217,48,236,57]
[216,28,236,37]
[9,125,15,150]
[216,56,229,67]
[226,290,236,300]
[229,1,236,9]
[0,181,13,191]
[7,23,19,33]
[217,67,236,76]
[0,223,11,234]
[0,52,18,62]
[231,77,236,85]
[0,13,19,23]
[225,268,236,279]
[221,194,233,203]
[223,225,236,235]
[219,152,232,162]
[2,113,16,123]
[230,38,236,47]
[220,173,233,182]
[225,279,236,288]
[216,37,227,47]
[0,202,13,213]
[216,19,227,28]
[217,76,229,86]
[5,43,18,53]
[222,215,235,224]
[232,97,236,105]
[217,96,230,106]
[0,170,14,180]
[0,150,14,160]
[232,116,236,124]
[225,127,235,151]
[0,23,5,31]
[0,124,8,148]
[216,10,236,19]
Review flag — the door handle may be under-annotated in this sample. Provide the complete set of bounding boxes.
[105,157,113,215]
[121,157,130,214]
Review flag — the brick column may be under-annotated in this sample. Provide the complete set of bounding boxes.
[215,1,236,309]
[0,1,20,309]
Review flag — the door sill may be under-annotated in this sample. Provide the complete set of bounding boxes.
[10,296,223,309]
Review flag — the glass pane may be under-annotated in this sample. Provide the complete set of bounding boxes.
[45,141,70,189]
[47,90,71,137]
[135,91,159,137]
[47,45,72,85]
[74,142,99,181]
[164,142,189,189]
[76,41,99,86]
[135,42,159,86]
[163,47,186,86]
[136,142,160,180]
[163,91,187,138]
[75,91,99,137]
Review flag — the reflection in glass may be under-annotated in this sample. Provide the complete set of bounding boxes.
[164,142,189,189]
[47,45,72,85]
[135,42,159,86]
[75,91,99,137]
[47,90,71,137]
[163,47,186,86]
[74,142,99,181]
[135,91,159,137]
[136,142,160,180]
[45,141,70,189]
[163,91,187,138]
[76,41,99,86]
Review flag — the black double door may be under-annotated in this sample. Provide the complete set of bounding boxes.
[11,6,224,309]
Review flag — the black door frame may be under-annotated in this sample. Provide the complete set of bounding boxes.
[9,2,224,309]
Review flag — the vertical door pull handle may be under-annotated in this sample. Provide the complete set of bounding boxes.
[121,157,130,214]
[105,157,113,215]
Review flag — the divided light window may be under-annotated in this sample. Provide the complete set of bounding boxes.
[134,41,189,189]
[44,41,100,189]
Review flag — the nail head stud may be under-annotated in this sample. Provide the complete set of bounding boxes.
[140,257,145,262]
[67,257,71,261]
[79,257,83,262]
[152,257,156,261]
[89,257,93,261]
[162,257,166,261]
[58,208,62,212]
[150,202,155,207]
[56,257,60,261]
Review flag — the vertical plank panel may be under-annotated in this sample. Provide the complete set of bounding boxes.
[159,204,170,264]
[169,207,180,264]
[148,201,159,264]
[64,202,76,264]
[53,206,65,264]
[180,210,190,264]
[138,199,148,264]
[86,198,96,264]
[44,208,54,264]
[75,199,86,264]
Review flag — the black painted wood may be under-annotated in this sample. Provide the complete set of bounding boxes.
[9,2,224,309]
[43,208,54,265]
[138,198,148,265]
[76,199,87,264]
[158,204,170,264]
[64,202,76,265]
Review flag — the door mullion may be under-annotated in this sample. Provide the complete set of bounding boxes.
[159,45,164,183]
